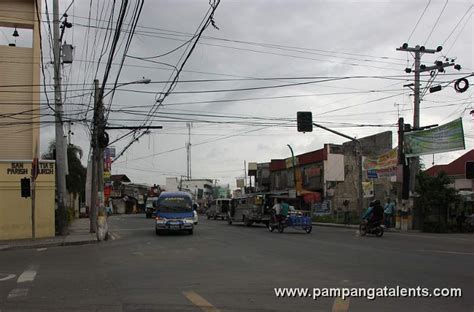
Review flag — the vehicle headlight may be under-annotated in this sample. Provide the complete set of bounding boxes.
[155,217,167,223]
[184,218,194,224]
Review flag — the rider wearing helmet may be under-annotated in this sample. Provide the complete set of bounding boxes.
[362,199,384,226]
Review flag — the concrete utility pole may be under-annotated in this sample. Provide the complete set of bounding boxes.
[186,122,192,180]
[396,44,454,195]
[53,0,68,235]
[89,80,99,233]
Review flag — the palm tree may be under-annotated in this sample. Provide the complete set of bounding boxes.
[43,141,87,205]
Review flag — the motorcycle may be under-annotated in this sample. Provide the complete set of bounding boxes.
[268,211,286,233]
[359,219,384,237]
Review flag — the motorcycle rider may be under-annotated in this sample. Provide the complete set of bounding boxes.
[362,199,384,228]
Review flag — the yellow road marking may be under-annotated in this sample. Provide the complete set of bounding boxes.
[183,290,220,312]
[332,297,350,312]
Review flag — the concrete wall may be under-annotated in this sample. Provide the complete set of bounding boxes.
[0,161,55,240]
[0,1,46,240]
[454,178,473,190]
[331,131,393,212]
[0,0,41,160]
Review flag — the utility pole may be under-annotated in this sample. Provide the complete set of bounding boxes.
[90,80,99,233]
[53,0,68,235]
[396,43,458,219]
[186,122,192,180]
[96,83,107,241]
[396,44,456,194]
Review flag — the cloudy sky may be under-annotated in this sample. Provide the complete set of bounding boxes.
[2,0,472,188]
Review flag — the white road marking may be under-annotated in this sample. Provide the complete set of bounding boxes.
[7,288,28,299]
[0,274,16,282]
[183,290,220,312]
[419,249,474,256]
[37,248,47,252]
[17,265,39,283]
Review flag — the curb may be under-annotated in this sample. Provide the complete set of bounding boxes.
[313,222,358,229]
[0,238,98,252]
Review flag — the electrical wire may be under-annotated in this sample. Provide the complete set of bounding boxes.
[407,0,432,43]
[424,0,449,45]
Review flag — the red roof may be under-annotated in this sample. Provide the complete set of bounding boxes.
[269,147,327,172]
[298,147,327,166]
[425,149,474,177]
[270,159,286,171]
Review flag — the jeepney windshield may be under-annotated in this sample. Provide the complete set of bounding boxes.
[156,196,193,213]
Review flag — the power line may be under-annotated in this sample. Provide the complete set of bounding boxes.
[442,5,473,46]
[424,0,449,45]
[407,0,432,42]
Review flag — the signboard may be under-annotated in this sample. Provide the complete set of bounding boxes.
[363,148,398,171]
[313,199,331,216]
[248,162,257,176]
[236,178,245,188]
[367,169,378,179]
[363,181,374,198]
[363,148,398,178]
[404,118,465,157]
[103,170,111,181]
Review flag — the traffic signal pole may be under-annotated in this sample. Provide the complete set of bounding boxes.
[297,112,363,213]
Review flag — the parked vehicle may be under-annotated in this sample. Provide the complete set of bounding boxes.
[227,193,272,226]
[154,191,195,235]
[359,219,384,237]
[207,198,231,220]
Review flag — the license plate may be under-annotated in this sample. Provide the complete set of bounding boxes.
[168,223,180,229]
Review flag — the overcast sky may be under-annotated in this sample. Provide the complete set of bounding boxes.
[2,0,472,188]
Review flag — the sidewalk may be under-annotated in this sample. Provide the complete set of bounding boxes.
[312,222,420,233]
[0,218,98,251]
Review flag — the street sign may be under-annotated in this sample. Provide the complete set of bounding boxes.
[367,170,378,179]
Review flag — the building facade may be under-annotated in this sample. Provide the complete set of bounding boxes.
[0,1,55,240]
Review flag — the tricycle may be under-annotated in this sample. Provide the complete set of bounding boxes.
[268,210,312,234]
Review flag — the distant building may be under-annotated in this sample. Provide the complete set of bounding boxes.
[425,149,474,210]
[165,178,214,206]
[165,177,180,192]
[251,131,394,214]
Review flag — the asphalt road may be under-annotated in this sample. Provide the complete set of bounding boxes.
[0,214,473,312]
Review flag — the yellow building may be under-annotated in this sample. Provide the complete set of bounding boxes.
[0,0,55,240]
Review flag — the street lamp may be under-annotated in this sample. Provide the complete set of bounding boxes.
[90,77,151,238]
[103,77,151,98]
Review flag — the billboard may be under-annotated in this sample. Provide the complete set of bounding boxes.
[362,148,398,178]
[404,118,465,158]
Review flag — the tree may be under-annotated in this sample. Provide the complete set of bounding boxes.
[415,171,460,232]
[43,141,87,203]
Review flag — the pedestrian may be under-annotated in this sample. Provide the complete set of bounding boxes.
[384,198,395,228]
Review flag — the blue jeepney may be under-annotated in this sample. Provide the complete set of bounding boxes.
[154,191,195,235]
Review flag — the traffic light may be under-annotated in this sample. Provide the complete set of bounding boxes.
[466,162,474,179]
[21,177,31,198]
[297,111,313,132]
